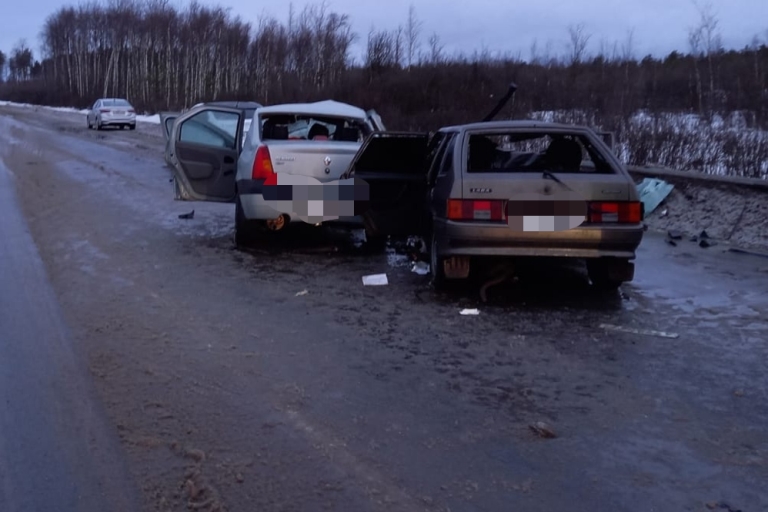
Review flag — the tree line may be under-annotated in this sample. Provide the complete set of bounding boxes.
[0,0,766,177]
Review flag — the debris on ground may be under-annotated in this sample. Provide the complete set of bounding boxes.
[362,273,388,286]
[667,230,683,240]
[666,238,678,246]
[636,177,674,216]
[728,247,768,259]
[699,239,716,248]
[529,421,557,439]
[295,290,309,296]
[411,261,430,275]
[599,323,679,339]
[178,210,194,219]
[459,308,480,315]
[733,389,745,397]
[705,501,743,512]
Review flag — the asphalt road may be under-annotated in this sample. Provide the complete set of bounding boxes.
[1,105,767,512]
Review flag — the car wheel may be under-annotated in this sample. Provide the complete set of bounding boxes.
[430,231,448,290]
[96,121,103,131]
[234,195,260,248]
[129,124,136,131]
[587,258,630,291]
[87,118,91,129]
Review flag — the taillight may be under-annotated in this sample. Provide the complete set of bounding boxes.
[251,145,274,180]
[588,201,643,224]
[127,109,135,114]
[447,199,506,222]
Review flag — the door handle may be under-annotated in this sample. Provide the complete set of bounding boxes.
[223,156,235,164]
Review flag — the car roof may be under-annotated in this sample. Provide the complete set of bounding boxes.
[257,100,368,120]
[98,98,131,102]
[203,100,263,109]
[440,120,594,133]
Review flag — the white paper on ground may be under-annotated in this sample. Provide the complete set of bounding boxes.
[362,273,389,286]
[460,308,480,315]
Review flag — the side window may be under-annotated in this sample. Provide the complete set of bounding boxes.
[179,110,239,150]
[426,133,448,185]
[437,133,457,176]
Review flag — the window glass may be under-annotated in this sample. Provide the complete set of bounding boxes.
[179,110,239,150]
[466,131,614,174]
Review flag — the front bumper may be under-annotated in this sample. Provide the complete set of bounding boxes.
[436,219,644,259]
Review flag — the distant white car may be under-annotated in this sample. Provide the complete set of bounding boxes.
[87,98,136,130]
[161,100,386,247]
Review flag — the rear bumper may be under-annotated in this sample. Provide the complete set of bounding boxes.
[100,117,136,125]
[236,179,364,227]
[436,219,643,259]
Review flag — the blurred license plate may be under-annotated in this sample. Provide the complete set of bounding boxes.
[115,110,124,115]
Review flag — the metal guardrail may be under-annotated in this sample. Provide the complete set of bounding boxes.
[626,164,768,191]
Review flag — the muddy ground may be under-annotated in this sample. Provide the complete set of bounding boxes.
[1,105,768,512]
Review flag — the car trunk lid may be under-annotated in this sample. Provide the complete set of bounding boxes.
[265,141,362,183]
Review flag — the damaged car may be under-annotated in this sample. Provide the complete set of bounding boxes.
[163,99,385,246]
[344,84,645,290]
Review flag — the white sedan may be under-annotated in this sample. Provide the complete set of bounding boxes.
[86,98,136,131]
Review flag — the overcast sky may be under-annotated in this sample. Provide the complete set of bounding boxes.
[3,0,766,62]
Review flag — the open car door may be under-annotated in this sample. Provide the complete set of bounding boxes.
[169,106,244,203]
[159,111,180,141]
[345,131,430,237]
[366,109,386,132]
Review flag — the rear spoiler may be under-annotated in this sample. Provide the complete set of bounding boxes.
[482,83,518,122]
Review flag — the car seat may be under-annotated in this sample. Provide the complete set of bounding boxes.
[543,137,583,171]
[308,123,330,140]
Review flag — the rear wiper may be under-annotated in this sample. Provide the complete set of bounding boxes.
[542,171,564,184]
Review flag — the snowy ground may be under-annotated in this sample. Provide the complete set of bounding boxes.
[0,100,162,124]
[531,109,768,179]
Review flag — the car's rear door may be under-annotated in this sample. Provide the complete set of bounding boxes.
[169,106,244,202]
[345,131,430,236]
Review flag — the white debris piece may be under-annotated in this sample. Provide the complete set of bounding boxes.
[295,290,309,296]
[460,308,480,315]
[362,274,388,286]
[411,261,430,275]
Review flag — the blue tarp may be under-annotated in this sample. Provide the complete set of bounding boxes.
[636,178,674,216]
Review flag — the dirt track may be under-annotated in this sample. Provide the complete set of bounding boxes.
[2,105,768,512]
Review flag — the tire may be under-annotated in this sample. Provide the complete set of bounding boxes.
[234,195,260,248]
[87,118,91,130]
[96,121,103,131]
[129,124,136,131]
[430,231,448,290]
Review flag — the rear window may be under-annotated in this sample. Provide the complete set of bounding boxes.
[103,99,131,107]
[467,131,615,174]
[260,114,370,142]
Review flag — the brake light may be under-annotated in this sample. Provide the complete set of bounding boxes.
[588,201,643,224]
[251,145,274,180]
[447,199,505,221]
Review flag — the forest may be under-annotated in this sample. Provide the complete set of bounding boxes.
[0,0,767,178]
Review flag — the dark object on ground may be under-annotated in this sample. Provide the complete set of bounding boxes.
[728,247,768,258]
[700,230,710,239]
[699,239,715,248]
[665,238,677,246]
[667,230,682,240]
[179,210,194,219]
[529,421,557,439]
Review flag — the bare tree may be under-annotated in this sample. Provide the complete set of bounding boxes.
[426,32,444,64]
[566,22,591,65]
[404,3,423,70]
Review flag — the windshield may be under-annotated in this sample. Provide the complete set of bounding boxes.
[467,131,615,174]
[259,113,370,142]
